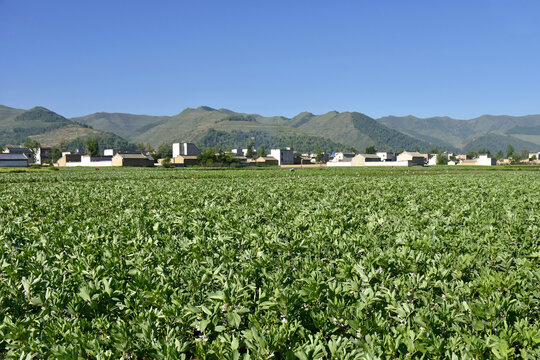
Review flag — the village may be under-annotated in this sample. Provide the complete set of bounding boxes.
[1,142,539,168]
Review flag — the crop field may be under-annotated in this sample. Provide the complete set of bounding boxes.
[0,167,539,359]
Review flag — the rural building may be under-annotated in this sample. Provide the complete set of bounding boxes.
[270,147,294,165]
[427,153,447,165]
[529,152,540,161]
[112,153,154,167]
[255,156,279,165]
[351,154,381,166]
[376,152,396,161]
[56,154,114,167]
[172,142,201,158]
[172,155,199,166]
[34,147,52,165]
[0,153,29,167]
[57,154,82,167]
[3,147,33,162]
[397,151,425,166]
[462,154,496,166]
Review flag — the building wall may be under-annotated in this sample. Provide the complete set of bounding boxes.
[115,158,154,167]
[270,148,294,165]
[327,161,352,167]
[173,143,201,158]
[0,160,28,167]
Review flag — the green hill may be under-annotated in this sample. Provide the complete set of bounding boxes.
[0,105,135,152]
[71,106,433,152]
[377,114,540,152]
[72,112,170,139]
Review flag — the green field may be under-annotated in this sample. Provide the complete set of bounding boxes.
[0,167,539,359]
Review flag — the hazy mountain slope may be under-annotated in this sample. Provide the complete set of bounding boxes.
[463,133,539,154]
[377,114,540,152]
[72,112,170,139]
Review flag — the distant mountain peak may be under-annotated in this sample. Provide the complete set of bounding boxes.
[197,106,217,112]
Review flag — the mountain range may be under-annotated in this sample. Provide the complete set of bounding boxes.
[1,104,539,154]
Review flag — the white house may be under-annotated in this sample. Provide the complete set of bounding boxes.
[172,143,201,158]
[270,147,294,165]
[376,152,396,161]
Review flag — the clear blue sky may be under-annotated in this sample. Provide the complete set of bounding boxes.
[1,0,539,119]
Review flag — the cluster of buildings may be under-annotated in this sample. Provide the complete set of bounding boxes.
[327,151,503,167]
[0,146,52,167]
[1,142,539,168]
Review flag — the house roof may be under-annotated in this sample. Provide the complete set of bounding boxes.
[256,156,278,162]
[175,155,198,159]
[89,156,113,161]
[399,151,424,157]
[115,153,152,159]
[4,147,32,154]
[359,154,381,159]
[0,153,29,160]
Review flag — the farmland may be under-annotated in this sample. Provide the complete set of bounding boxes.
[0,167,539,359]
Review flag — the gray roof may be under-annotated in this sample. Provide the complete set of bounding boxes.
[90,156,113,161]
[116,153,150,159]
[4,147,32,154]
[360,154,381,159]
[0,153,29,160]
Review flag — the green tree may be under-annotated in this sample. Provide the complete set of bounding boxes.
[158,143,172,158]
[257,146,267,158]
[467,151,478,159]
[24,138,41,161]
[365,145,377,154]
[315,148,323,163]
[495,150,504,160]
[436,153,447,165]
[161,157,172,168]
[506,144,514,158]
[85,138,99,156]
[136,143,145,153]
[246,138,254,158]
[429,148,440,154]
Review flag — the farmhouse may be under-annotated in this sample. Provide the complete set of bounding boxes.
[57,154,114,167]
[255,156,279,165]
[172,142,201,158]
[172,155,199,166]
[461,154,496,166]
[397,151,425,166]
[376,152,396,161]
[351,154,381,166]
[270,147,294,165]
[0,153,29,167]
[112,153,154,167]
[3,147,33,162]
[34,147,52,165]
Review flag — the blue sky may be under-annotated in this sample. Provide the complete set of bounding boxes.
[1,0,539,119]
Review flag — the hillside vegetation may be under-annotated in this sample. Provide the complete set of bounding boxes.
[378,114,540,153]
[0,105,135,151]
[72,106,434,152]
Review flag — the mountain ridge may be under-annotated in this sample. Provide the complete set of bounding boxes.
[2,104,539,154]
